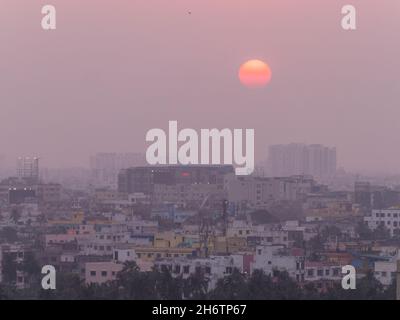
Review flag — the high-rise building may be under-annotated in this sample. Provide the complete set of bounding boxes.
[0,154,6,179]
[16,157,39,182]
[118,165,234,195]
[267,143,336,180]
[90,153,145,188]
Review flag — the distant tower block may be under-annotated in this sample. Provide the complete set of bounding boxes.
[17,157,39,182]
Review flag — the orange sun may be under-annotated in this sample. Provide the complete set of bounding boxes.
[239,59,272,88]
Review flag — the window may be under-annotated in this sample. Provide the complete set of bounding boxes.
[307,269,314,277]
[333,268,340,276]
[174,265,181,274]
[325,269,330,276]
[101,271,107,277]
[183,266,190,274]
[90,271,96,276]
[317,269,323,276]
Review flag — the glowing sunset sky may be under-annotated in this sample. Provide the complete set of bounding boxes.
[0,0,399,173]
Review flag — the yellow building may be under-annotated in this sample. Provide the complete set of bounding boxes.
[48,211,85,226]
[153,231,185,248]
[135,247,195,262]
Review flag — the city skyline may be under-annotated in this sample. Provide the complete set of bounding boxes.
[2,0,400,304]
[0,0,399,173]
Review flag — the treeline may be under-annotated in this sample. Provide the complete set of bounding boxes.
[0,261,396,300]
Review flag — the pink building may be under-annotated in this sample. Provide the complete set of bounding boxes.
[85,262,123,285]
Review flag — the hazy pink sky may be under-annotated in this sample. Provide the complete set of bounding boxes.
[0,0,399,172]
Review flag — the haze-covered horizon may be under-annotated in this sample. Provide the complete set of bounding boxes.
[1,1,399,173]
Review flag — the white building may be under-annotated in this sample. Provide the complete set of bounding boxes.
[251,245,305,282]
[374,260,397,286]
[113,247,137,263]
[304,262,343,282]
[364,208,400,236]
[154,255,244,290]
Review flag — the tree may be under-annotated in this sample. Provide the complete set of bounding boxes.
[270,271,303,300]
[373,224,391,240]
[155,270,183,300]
[38,273,85,300]
[246,269,274,300]
[183,270,209,300]
[2,254,17,284]
[323,271,386,300]
[321,225,342,241]
[209,269,248,300]
[10,208,20,224]
[356,221,390,240]
[117,261,158,299]
[356,221,374,240]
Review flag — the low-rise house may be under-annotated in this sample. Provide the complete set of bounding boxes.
[84,261,123,285]
[154,255,244,289]
[251,245,305,282]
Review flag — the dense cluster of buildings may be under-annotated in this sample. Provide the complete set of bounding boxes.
[2,150,400,294]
